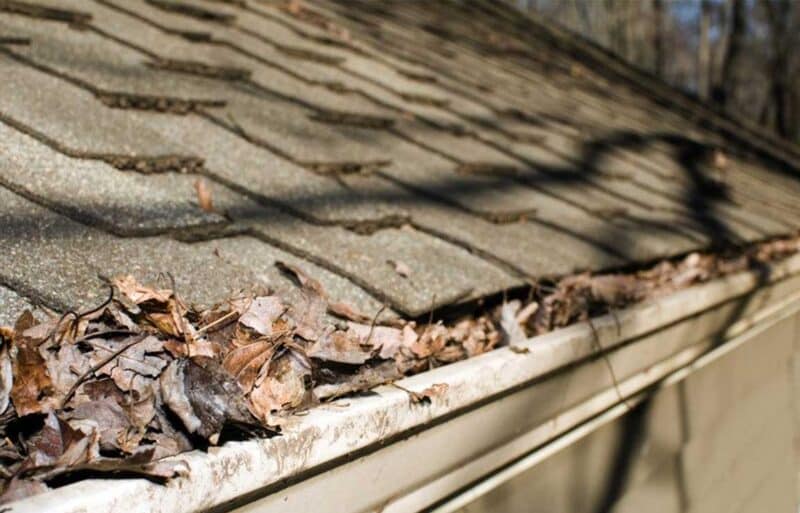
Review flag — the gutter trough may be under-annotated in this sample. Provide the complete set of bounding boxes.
[10,254,800,513]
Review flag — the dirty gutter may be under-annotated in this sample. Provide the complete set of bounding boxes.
[10,253,800,513]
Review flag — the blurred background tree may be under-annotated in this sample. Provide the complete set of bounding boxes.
[517,0,800,143]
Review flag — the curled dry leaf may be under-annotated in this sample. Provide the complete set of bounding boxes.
[248,352,309,419]
[223,339,275,393]
[415,383,449,404]
[194,178,214,213]
[499,301,526,347]
[9,333,57,417]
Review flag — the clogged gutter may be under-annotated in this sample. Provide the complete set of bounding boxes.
[1,235,800,504]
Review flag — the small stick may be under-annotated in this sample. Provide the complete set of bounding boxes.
[60,335,146,407]
[196,309,239,334]
[363,304,387,347]
[388,382,422,403]
[73,329,139,344]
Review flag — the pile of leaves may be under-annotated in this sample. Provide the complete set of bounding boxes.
[0,263,501,504]
[1,234,799,504]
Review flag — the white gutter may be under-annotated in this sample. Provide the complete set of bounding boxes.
[9,254,800,513]
[429,293,800,512]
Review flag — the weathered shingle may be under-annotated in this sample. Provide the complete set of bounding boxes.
[0,0,798,321]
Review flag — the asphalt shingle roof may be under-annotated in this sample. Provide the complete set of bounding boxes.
[1,0,800,320]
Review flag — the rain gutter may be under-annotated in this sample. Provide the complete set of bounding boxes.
[10,253,800,513]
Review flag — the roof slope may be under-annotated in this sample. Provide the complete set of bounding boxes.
[0,0,799,320]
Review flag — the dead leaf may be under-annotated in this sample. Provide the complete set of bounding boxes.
[248,352,308,419]
[415,383,448,404]
[327,301,372,324]
[160,357,262,444]
[276,261,328,341]
[112,275,172,306]
[307,326,374,365]
[9,332,57,416]
[239,296,286,336]
[222,339,275,393]
[387,259,412,279]
[194,178,214,213]
[286,0,303,15]
[499,301,526,346]
[589,275,642,306]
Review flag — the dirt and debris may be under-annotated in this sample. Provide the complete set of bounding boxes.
[0,1,92,24]
[95,92,226,115]
[1,234,799,503]
[144,0,236,25]
[146,58,252,81]
[0,37,30,45]
[104,155,206,175]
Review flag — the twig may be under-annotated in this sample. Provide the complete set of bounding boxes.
[61,334,147,407]
[73,329,139,344]
[388,382,422,403]
[363,304,387,347]
[49,285,114,345]
[196,309,239,334]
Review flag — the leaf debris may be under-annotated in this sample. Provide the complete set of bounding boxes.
[1,234,799,502]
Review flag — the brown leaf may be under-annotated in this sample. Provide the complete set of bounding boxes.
[589,275,642,306]
[248,352,308,419]
[10,333,57,416]
[112,275,173,306]
[160,357,262,444]
[327,301,372,324]
[66,398,131,453]
[414,383,448,404]
[24,412,97,469]
[307,321,400,365]
[194,178,214,213]
[222,339,275,393]
[276,262,328,341]
[238,296,286,336]
[410,324,448,359]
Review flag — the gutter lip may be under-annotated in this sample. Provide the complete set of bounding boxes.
[10,252,800,513]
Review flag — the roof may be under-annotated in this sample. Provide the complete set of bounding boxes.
[1,0,800,322]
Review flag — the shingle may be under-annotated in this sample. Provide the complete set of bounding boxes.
[0,120,224,234]
[0,51,404,224]
[0,186,385,314]
[0,51,174,156]
[197,237,393,320]
[97,0,467,126]
[0,286,32,327]
[220,197,518,317]
[0,0,798,327]
[0,13,226,102]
